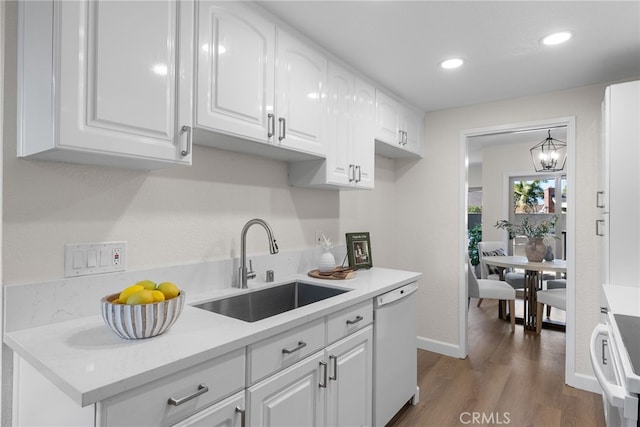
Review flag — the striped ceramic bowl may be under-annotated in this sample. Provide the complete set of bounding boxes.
[100,291,185,339]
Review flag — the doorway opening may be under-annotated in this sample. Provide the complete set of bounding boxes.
[459,117,576,386]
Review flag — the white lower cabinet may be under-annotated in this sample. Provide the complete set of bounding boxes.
[247,324,373,427]
[13,355,95,427]
[247,351,326,427]
[325,326,373,427]
[97,348,245,427]
[171,391,245,427]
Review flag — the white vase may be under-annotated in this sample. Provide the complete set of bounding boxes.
[318,250,336,273]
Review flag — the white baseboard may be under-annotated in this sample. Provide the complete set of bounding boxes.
[417,336,465,359]
[567,371,602,394]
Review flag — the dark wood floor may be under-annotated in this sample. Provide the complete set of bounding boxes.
[388,298,605,427]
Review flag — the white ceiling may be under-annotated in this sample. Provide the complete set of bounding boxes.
[258,1,640,113]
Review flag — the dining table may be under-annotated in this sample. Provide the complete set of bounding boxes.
[481,255,567,331]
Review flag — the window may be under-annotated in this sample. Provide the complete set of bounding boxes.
[509,174,567,257]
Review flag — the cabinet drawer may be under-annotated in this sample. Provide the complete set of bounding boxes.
[327,300,373,344]
[98,348,245,427]
[248,317,325,384]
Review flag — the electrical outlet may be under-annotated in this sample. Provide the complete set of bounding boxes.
[315,231,324,247]
[112,247,122,265]
[65,241,126,277]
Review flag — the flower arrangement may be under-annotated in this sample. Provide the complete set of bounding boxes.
[494,215,558,239]
[319,234,334,251]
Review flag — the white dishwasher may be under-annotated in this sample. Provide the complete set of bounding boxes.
[373,281,420,427]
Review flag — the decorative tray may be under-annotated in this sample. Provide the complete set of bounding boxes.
[308,267,356,280]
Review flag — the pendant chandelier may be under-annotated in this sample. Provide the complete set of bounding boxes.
[530,130,567,172]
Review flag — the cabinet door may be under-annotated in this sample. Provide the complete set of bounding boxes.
[325,62,354,186]
[401,106,424,157]
[57,0,192,165]
[275,29,327,157]
[374,90,402,145]
[606,81,640,287]
[352,79,375,189]
[196,1,275,143]
[248,352,324,427]
[13,355,95,427]
[171,391,244,427]
[325,326,373,427]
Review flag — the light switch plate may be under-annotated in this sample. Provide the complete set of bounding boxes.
[64,241,126,277]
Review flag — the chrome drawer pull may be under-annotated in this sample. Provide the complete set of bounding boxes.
[329,354,338,381]
[167,383,209,406]
[346,315,364,325]
[282,340,307,354]
[319,360,328,388]
[278,117,286,141]
[267,113,275,138]
[180,125,191,156]
[235,406,246,427]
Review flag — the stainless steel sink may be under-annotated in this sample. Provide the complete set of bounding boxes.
[193,282,350,322]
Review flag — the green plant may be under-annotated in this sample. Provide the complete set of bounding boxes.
[468,205,482,213]
[513,180,544,213]
[467,224,482,266]
[495,215,558,239]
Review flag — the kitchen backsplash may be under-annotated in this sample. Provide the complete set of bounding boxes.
[4,245,347,332]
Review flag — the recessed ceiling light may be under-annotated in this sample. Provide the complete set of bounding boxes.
[541,31,572,46]
[440,58,464,69]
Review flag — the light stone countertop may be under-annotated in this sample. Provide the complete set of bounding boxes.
[4,267,421,407]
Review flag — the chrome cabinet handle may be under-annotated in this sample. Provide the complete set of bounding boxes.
[403,130,408,145]
[167,383,208,406]
[278,117,286,141]
[329,354,338,381]
[596,191,606,208]
[602,339,608,365]
[267,113,275,138]
[180,125,191,156]
[319,361,328,388]
[235,406,246,427]
[346,315,363,325]
[349,164,355,182]
[398,130,403,145]
[282,340,307,354]
[596,219,605,236]
[356,165,362,183]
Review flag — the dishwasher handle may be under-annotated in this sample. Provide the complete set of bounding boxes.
[376,282,418,307]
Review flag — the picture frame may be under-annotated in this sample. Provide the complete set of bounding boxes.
[346,232,373,269]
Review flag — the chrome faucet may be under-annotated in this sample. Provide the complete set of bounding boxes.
[238,219,279,288]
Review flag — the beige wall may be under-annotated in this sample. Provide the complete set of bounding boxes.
[395,84,606,379]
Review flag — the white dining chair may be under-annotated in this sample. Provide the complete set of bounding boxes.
[544,278,566,317]
[467,257,516,332]
[536,288,566,333]
[477,241,526,307]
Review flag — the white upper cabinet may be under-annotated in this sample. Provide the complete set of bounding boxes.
[352,78,376,188]
[374,89,424,158]
[18,0,193,169]
[600,80,640,287]
[194,1,326,160]
[274,29,327,157]
[195,1,275,144]
[288,62,374,190]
